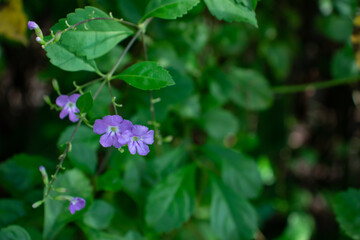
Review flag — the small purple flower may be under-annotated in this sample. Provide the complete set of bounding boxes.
[56,94,81,122]
[119,125,154,156]
[27,21,39,30]
[69,197,86,214]
[93,115,133,148]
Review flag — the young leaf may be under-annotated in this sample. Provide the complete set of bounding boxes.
[145,165,196,232]
[59,7,133,59]
[0,225,31,240]
[76,92,93,114]
[210,177,258,240]
[45,42,98,72]
[203,0,258,27]
[333,188,360,239]
[113,61,175,90]
[141,0,200,22]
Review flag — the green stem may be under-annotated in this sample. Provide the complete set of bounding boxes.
[272,75,360,94]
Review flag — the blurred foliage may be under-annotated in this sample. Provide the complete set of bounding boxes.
[0,0,360,240]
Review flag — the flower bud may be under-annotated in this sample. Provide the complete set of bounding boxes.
[27,21,39,30]
[35,37,46,45]
[52,79,61,95]
[32,200,44,208]
[54,31,62,43]
[39,165,48,185]
[54,188,68,193]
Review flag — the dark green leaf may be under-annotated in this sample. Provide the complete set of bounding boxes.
[141,0,200,22]
[228,68,273,111]
[203,0,257,27]
[83,200,115,230]
[76,92,93,114]
[44,169,92,240]
[0,225,31,240]
[333,188,360,239]
[210,178,257,240]
[202,109,239,140]
[0,199,25,228]
[97,169,122,192]
[145,165,196,232]
[0,154,49,196]
[57,125,99,174]
[114,61,174,90]
[205,145,262,199]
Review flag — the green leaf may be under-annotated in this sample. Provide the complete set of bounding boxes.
[210,178,257,240]
[76,92,93,114]
[202,109,239,140]
[203,0,257,27]
[45,42,98,72]
[123,231,145,240]
[79,226,122,240]
[276,212,315,240]
[57,125,99,174]
[0,199,25,228]
[97,169,122,192]
[44,169,92,240]
[114,61,175,90]
[141,0,200,22]
[333,188,360,239]
[83,200,115,230]
[58,7,133,59]
[0,225,31,240]
[145,165,196,232]
[0,154,49,196]
[228,68,273,111]
[205,145,262,199]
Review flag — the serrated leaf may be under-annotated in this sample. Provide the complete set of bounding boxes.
[203,0,257,27]
[333,188,360,239]
[205,145,262,199]
[210,177,257,240]
[44,169,92,240]
[229,68,273,111]
[0,225,31,240]
[58,6,133,59]
[141,0,200,22]
[145,165,196,232]
[114,61,175,90]
[76,92,93,114]
[45,42,98,72]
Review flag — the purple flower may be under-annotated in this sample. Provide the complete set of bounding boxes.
[27,21,39,30]
[69,197,86,214]
[119,125,154,156]
[56,94,81,122]
[93,115,133,148]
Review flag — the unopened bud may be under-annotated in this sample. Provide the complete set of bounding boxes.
[163,135,173,143]
[28,21,39,30]
[54,188,67,193]
[54,195,73,201]
[32,200,44,208]
[35,37,46,45]
[43,95,52,106]
[52,79,61,95]
[54,31,62,43]
[39,165,48,185]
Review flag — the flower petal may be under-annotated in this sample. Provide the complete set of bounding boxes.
[69,205,76,214]
[132,125,149,136]
[68,111,79,122]
[69,93,81,103]
[143,130,154,145]
[118,130,132,145]
[103,115,122,126]
[93,119,108,134]
[59,108,69,119]
[119,120,133,133]
[100,133,113,147]
[128,140,136,155]
[56,95,69,107]
[136,141,150,156]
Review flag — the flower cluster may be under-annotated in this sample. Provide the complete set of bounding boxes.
[93,115,154,156]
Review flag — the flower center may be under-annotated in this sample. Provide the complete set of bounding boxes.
[132,136,139,141]
[110,126,118,132]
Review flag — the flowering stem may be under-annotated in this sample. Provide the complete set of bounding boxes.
[69,76,105,95]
